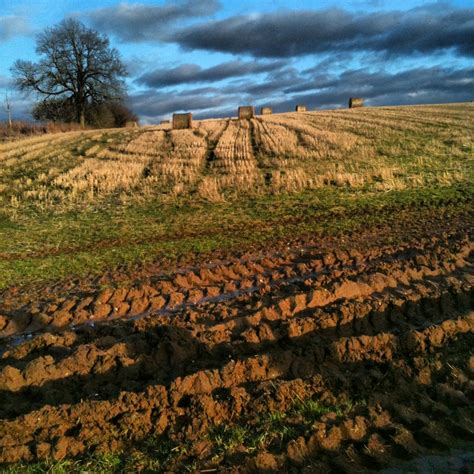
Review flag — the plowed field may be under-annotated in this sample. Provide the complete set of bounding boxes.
[1,213,473,471]
[0,104,473,472]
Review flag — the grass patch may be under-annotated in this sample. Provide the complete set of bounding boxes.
[0,183,472,289]
[1,453,122,473]
[0,394,366,472]
[0,437,191,474]
[207,396,366,460]
[1,104,473,289]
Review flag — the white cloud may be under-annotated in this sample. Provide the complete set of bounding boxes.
[0,15,31,42]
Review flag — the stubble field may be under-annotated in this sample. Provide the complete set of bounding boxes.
[0,103,473,472]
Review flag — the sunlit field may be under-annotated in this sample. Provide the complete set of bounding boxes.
[0,103,473,472]
[2,103,472,213]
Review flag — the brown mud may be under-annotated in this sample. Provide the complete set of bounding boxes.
[0,211,473,471]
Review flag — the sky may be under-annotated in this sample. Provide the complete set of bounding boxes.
[0,0,473,123]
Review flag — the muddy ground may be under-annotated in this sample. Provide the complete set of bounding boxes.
[0,208,473,472]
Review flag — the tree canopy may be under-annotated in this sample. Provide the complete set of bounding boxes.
[32,99,138,128]
[12,18,127,127]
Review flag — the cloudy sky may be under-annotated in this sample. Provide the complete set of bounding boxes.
[0,0,473,123]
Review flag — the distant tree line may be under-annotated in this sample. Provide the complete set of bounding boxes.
[12,18,136,128]
[32,98,137,128]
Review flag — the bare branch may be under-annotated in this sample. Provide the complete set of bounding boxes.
[11,18,127,127]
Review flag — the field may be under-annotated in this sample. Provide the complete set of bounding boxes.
[0,103,473,472]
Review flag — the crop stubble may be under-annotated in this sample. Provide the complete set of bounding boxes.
[1,103,472,212]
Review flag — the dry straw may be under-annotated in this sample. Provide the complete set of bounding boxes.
[238,106,254,119]
[172,113,193,129]
[349,98,364,108]
[2,103,471,213]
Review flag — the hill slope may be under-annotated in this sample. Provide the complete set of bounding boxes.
[0,103,472,289]
[1,103,472,211]
[0,103,473,471]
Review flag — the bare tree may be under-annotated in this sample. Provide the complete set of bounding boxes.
[11,18,127,127]
[4,91,13,129]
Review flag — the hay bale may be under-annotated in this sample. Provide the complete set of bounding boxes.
[260,107,272,115]
[238,106,254,119]
[172,113,193,129]
[160,120,170,125]
[295,105,307,112]
[349,98,364,108]
[125,121,138,128]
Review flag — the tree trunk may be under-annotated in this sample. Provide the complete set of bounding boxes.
[5,95,12,129]
[76,95,86,128]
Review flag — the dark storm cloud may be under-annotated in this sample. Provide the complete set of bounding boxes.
[243,78,295,96]
[129,87,239,119]
[0,75,31,120]
[0,93,33,120]
[85,0,219,42]
[322,66,474,97]
[177,86,222,95]
[131,64,473,122]
[302,54,349,75]
[239,68,300,96]
[137,60,286,87]
[274,66,474,111]
[172,4,474,58]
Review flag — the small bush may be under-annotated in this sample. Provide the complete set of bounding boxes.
[0,120,84,140]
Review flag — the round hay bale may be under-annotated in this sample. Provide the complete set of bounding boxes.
[173,113,193,130]
[349,98,364,108]
[172,113,193,129]
[238,106,255,119]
